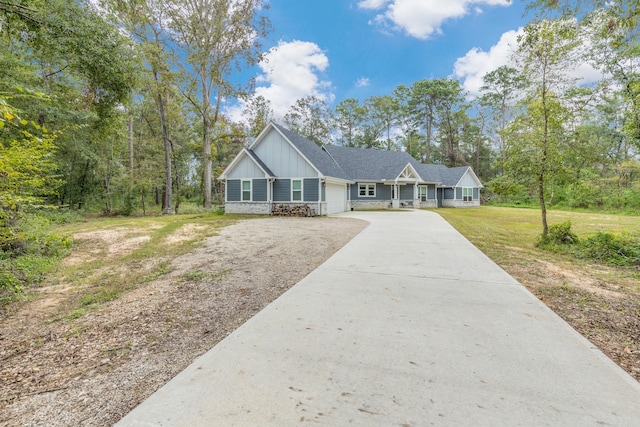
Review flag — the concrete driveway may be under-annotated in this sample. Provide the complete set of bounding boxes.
[117,210,640,426]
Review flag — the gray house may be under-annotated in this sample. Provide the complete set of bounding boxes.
[218,122,483,215]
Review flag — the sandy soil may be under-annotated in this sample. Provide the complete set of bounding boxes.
[0,217,367,427]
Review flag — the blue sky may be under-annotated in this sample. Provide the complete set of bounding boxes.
[232,0,534,119]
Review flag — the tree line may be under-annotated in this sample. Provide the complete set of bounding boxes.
[1,0,639,233]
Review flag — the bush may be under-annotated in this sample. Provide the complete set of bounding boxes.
[0,210,73,305]
[549,221,579,244]
[576,232,640,266]
[538,221,579,246]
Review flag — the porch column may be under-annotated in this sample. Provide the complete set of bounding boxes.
[392,182,400,209]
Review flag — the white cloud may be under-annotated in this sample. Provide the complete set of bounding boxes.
[254,40,333,118]
[453,27,607,98]
[359,0,511,39]
[453,29,521,97]
[355,77,371,87]
[357,0,390,9]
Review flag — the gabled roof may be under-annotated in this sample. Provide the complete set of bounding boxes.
[270,123,350,181]
[222,123,482,187]
[246,149,275,177]
[414,164,445,184]
[324,145,437,182]
[218,147,274,180]
[438,166,483,188]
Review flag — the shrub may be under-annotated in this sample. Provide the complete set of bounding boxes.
[538,221,579,246]
[577,232,640,266]
[549,221,579,244]
[0,210,73,305]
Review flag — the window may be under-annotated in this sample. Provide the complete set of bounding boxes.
[418,186,428,202]
[463,187,473,202]
[242,180,251,201]
[292,179,302,201]
[358,183,376,197]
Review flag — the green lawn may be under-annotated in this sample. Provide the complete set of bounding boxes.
[436,206,640,267]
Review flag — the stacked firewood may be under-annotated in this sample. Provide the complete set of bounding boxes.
[272,204,314,217]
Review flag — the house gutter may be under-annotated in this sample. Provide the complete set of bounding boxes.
[319,177,324,216]
[268,177,275,215]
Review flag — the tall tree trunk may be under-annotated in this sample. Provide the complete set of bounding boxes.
[128,117,134,174]
[540,67,549,237]
[155,75,174,215]
[202,77,212,209]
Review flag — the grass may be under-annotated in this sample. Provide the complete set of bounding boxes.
[40,212,253,321]
[435,206,640,266]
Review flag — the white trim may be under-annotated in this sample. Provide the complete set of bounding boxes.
[291,178,304,202]
[358,183,376,198]
[396,163,422,181]
[241,179,252,202]
[251,122,324,179]
[418,185,428,202]
[218,148,272,180]
[453,167,484,189]
[462,187,473,202]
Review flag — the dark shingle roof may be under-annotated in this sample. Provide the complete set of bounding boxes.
[414,164,445,184]
[323,145,423,181]
[247,149,274,177]
[438,166,470,186]
[266,123,477,186]
[271,123,350,180]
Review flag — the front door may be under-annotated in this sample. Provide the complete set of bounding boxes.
[437,188,443,207]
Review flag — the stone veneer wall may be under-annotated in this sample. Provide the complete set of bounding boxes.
[224,202,271,215]
[442,199,480,208]
[351,199,438,210]
[350,200,392,210]
[418,200,437,208]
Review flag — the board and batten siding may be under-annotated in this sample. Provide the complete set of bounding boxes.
[253,179,268,202]
[303,178,319,202]
[226,155,265,179]
[227,179,241,201]
[273,179,291,202]
[457,170,479,188]
[253,129,319,178]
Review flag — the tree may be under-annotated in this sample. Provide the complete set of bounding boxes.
[513,19,580,236]
[167,0,270,209]
[243,95,274,138]
[393,84,421,158]
[334,98,366,147]
[433,80,468,166]
[478,66,527,175]
[0,0,137,214]
[0,95,60,251]
[284,96,332,146]
[528,0,640,150]
[366,95,399,150]
[106,0,181,214]
[408,78,466,163]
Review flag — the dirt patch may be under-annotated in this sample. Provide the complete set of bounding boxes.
[163,223,208,245]
[63,229,151,266]
[0,217,367,427]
